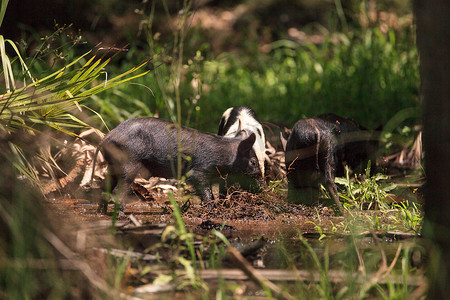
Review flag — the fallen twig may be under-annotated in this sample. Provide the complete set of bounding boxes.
[226,247,295,300]
[43,229,118,298]
[148,268,425,286]
[93,247,157,262]
[302,230,421,240]
[128,214,142,227]
[133,283,175,294]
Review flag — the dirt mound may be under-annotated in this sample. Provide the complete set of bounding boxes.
[183,187,335,222]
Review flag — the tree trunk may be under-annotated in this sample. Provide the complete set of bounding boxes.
[415,0,450,298]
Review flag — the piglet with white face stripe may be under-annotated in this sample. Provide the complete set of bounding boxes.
[218,106,266,196]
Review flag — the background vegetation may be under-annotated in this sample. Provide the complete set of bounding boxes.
[2,0,419,133]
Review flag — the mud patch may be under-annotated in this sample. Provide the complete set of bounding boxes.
[183,186,336,222]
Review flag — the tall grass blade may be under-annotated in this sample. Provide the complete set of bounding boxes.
[168,191,196,262]
[4,39,34,84]
[0,35,15,92]
[0,0,8,28]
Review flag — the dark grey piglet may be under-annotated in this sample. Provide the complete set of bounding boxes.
[285,114,378,210]
[95,117,261,214]
[285,118,340,207]
[315,113,379,176]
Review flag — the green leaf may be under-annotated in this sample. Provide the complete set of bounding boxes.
[335,176,349,186]
[380,182,397,192]
[0,35,15,92]
[0,0,9,28]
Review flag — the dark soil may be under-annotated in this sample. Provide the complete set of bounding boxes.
[44,183,341,242]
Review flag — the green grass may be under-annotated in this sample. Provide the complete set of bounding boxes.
[199,27,419,131]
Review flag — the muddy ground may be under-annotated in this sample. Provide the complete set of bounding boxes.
[45,183,339,241]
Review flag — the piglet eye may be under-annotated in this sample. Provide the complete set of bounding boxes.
[250,158,257,166]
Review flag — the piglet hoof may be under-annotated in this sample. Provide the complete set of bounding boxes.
[96,201,108,215]
[117,203,129,220]
[117,211,127,220]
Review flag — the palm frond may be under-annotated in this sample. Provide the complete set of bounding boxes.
[0,51,151,134]
[0,47,151,191]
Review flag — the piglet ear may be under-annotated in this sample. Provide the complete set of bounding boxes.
[237,119,242,132]
[238,132,256,155]
[235,128,249,139]
[280,132,288,152]
[218,116,226,135]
